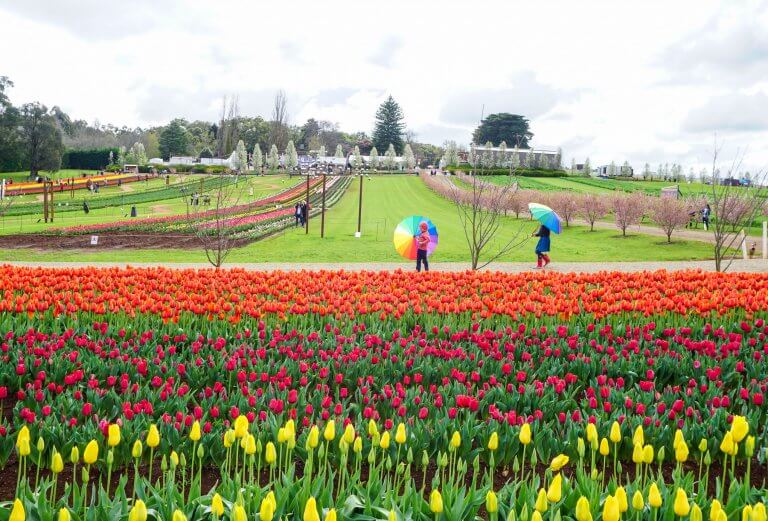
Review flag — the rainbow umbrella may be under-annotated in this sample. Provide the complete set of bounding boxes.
[528,202,562,234]
[393,216,439,260]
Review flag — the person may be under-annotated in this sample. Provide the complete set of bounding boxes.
[301,202,308,225]
[702,203,711,230]
[294,203,302,226]
[532,224,551,269]
[82,201,90,214]
[415,221,430,272]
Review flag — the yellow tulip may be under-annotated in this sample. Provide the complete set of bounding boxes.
[675,440,689,463]
[633,425,644,447]
[710,500,722,521]
[742,506,753,521]
[146,425,160,448]
[107,424,121,447]
[232,505,247,521]
[234,415,249,438]
[324,420,336,441]
[691,504,703,521]
[610,421,621,443]
[430,490,444,514]
[266,491,277,513]
[673,488,690,517]
[600,438,610,456]
[488,432,499,451]
[223,429,235,448]
[368,419,378,437]
[643,445,654,464]
[632,443,644,464]
[395,423,407,445]
[586,423,598,444]
[752,503,766,521]
[18,438,30,457]
[307,425,320,449]
[720,431,736,456]
[615,487,628,513]
[532,512,544,521]
[344,424,356,444]
[211,494,224,517]
[15,426,30,448]
[632,491,644,511]
[128,505,144,521]
[83,440,99,464]
[547,473,562,503]
[353,436,363,453]
[265,442,277,464]
[603,495,620,521]
[70,446,79,464]
[190,421,201,442]
[277,428,287,444]
[245,434,257,455]
[698,439,707,452]
[170,451,179,467]
[576,496,593,521]
[172,510,187,521]
[731,415,749,443]
[745,436,755,457]
[715,511,727,521]
[549,454,569,471]
[535,488,549,513]
[132,440,143,459]
[324,509,337,521]
[486,491,498,513]
[450,431,461,449]
[259,496,275,521]
[9,499,25,521]
[380,431,391,450]
[304,497,321,521]
[649,483,662,508]
[673,429,684,450]
[51,451,64,474]
[58,508,70,521]
[519,423,532,445]
[388,511,397,521]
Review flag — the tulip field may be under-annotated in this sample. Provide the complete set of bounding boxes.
[0,267,767,521]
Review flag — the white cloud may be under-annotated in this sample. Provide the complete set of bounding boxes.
[0,0,766,171]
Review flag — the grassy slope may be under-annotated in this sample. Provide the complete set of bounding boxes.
[0,175,716,263]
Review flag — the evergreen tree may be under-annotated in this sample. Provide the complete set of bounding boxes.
[252,144,263,171]
[369,146,379,170]
[372,95,405,154]
[159,119,189,160]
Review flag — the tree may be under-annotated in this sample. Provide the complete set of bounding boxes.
[441,141,459,167]
[269,90,289,151]
[369,146,379,170]
[267,145,280,171]
[583,157,591,176]
[649,197,691,243]
[285,140,298,171]
[334,144,344,159]
[482,141,495,169]
[216,96,240,157]
[554,148,562,170]
[233,140,248,171]
[548,192,579,227]
[642,163,651,180]
[612,193,646,236]
[608,161,617,177]
[578,193,609,231]
[687,167,696,183]
[352,145,363,170]
[317,145,326,158]
[19,103,67,178]
[570,158,576,173]
[0,76,22,172]
[384,144,397,171]
[403,144,416,170]
[498,141,508,167]
[621,161,631,177]
[159,119,189,160]
[467,144,477,168]
[252,144,263,171]
[708,143,767,272]
[125,142,147,165]
[372,95,405,154]
[472,113,533,148]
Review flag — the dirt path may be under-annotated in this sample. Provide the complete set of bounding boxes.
[149,204,173,214]
[119,185,134,192]
[3,259,767,272]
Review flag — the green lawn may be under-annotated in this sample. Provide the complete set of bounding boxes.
[0,175,717,264]
[0,175,294,234]
[482,174,715,196]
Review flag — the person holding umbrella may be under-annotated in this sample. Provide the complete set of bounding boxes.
[528,202,562,269]
[415,221,431,272]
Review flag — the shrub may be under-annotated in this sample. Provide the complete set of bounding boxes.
[62,148,119,170]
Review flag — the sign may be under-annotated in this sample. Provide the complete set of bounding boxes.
[90,236,99,245]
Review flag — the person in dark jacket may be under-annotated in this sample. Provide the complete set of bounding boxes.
[532,224,551,269]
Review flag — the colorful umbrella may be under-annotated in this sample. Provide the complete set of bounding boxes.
[393,216,439,260]
[528,203,562,234]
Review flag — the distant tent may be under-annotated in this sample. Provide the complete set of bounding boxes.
[660,185,682,199]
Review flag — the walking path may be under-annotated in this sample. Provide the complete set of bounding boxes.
[3,259,767,272]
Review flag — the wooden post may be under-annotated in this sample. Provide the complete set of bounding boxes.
[70,179,74,198]
[305,173,310,234]
[356,173,363,237]
[741,229,748,260]
[49,182,54,222]
[43,182,49,223]
[763,221,767,260]
[320,173,327,238]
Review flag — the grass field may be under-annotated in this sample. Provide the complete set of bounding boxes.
[483,174,714,195]
[0,175,717,264]
[0,175,294,234]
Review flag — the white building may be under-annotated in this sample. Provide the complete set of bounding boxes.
[466,144,561,168]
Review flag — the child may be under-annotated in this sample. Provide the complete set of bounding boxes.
[532,224,551,269]
[416,221,430,272]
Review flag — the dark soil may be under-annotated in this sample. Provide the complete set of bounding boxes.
[0,232,252,251]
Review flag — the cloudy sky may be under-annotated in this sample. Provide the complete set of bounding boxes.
[1,0,767,171]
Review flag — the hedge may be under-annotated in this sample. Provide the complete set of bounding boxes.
[446,165,567,178]
[62,148,118,170]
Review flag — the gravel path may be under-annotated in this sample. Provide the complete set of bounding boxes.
[3,259,768,273]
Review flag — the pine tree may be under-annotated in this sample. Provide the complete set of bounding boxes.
[369,147,379,170]
[372,95,405,154]
[252,144,263,171]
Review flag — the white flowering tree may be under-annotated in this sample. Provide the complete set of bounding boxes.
[369,147,379,170]
[285,140,298,171]
[125,142,147,165]
[498,141,507,167]
[467,144,476,168]
[267,145,280,171]
[233,140,248,171]
[334,144,344,159]
[384,143,397,171]
[353,145,363,169]
[403,144,416,170]
[252,144,263,171]
[318,145,326,158]
[441,141,459,167]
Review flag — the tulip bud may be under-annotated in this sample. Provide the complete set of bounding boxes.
[380,431,390,449]
[70,446,79,464]
[615,487,628,513]
[609,421,621,444]
[223,430,235,449]
[450,431,461,449]
[106,450,114,466]
[307,426,320,449]
[265,442,276,464]
[304,496,321,521]
[486,491,498,513]
[673,488,690,517]
[51,451,64,474]
[147,425,160,448]
[547,473,562,503]
[406,447,413,463]
[710,500,722,521]
[648,483,662,508]
[9,499,24,521]
[211,494,224,517]
[58,508,71,521]
[603,496,619,521]
[160,455,167,471]
[342,424,355,444]
[599,438,609,457]
[633,425,644,447]
[577,438,585,459]
[232,504,247,521]
[83,440,99,465]
[575,496,592,521]
[172,510,187,521]
[81,466,89,484]
[691,504,703,521]
[259,496,274,521]
[190,421,201,442]
[752,504,766,521]
[513,455,520,473]
[535,488,549,513]
[488,432,499,451]
[18,438,30,457]
[368,419,378,437]
[386,455,392,470]
[234,415,249,439]
[324,509,337,521]
[632,491,644,511]
[395,423,407,445]
[745,435,755,457]
[129,500,148,521]
[657,446,666,463]
[368,448,376,465]
[388,510,397,521]
[323,420,336,441]
[532,512,543,521]
[698,438,708,452]
[430,490,444,513]
[704,451,711,465]
[37,437,45,453]
[742,506,753,521]
[170,450,179,468]
[132,440,143,459]
[107,424,121,447]
[197,444,204,459]
[730,415,749,443]
[519,423,532,445]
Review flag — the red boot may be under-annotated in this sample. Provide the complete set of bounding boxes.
[542,255,551,268]
[535,256,543,269]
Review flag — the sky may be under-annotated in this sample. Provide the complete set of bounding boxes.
[1,0,768,172]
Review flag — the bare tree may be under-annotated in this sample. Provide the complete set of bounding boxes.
[216,96,240,157]
[649,197,691,243]
[709,141,767,272]
[185,175,245,269]
[579,193,609,231]
[269,90,289,151]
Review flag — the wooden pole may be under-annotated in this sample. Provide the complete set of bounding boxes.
[356,173,363,237]
[43,183,49,223]
[741,229,748,260]
[763,221,767,260]
[305,173,310,234]
[49,182,54,222]
[320,173,327,238]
